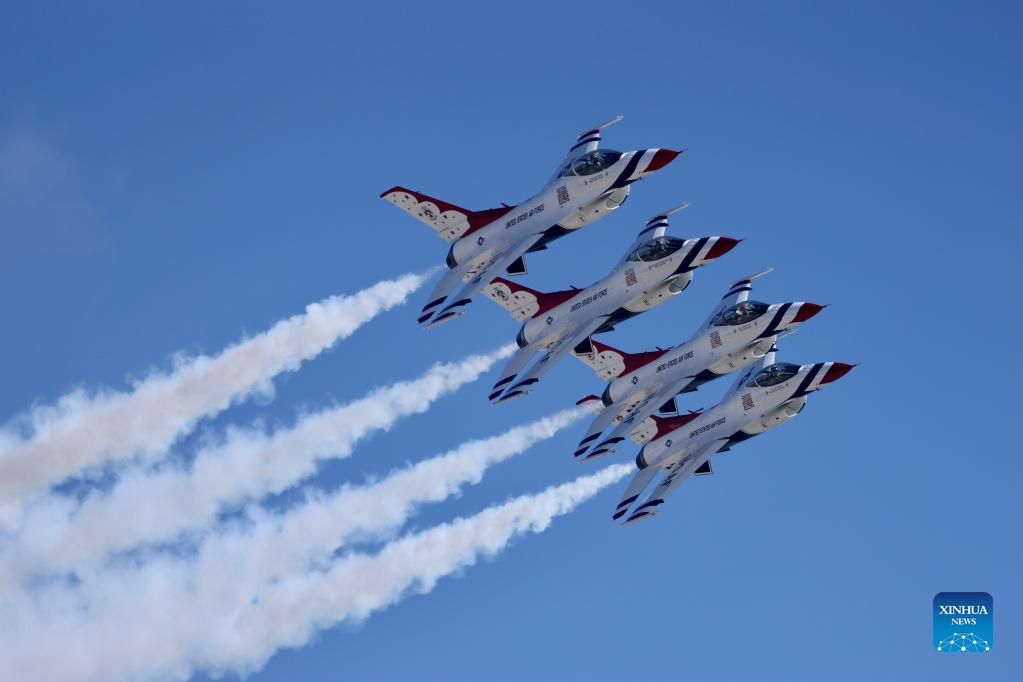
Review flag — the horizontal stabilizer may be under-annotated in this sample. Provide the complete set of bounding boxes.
[575,403,621,458]
[613,466,659,520]
[488,346,535,402]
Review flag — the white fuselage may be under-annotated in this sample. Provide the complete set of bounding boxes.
[600,299,822,433]
[447,152,652,272]
[637,362,841,472]
[605,311,782,408]
[517,238,710,351]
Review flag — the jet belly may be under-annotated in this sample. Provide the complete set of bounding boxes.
[521,274,623,349]
[449,190,570,267]
[643,403,736,471]
[610,388,656,424]
[607,340,699,406]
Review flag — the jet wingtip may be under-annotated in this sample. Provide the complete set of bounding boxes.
[621,511,657,527]
[423,312,462,329]
[493,389,528,405]
[582,448,613,462]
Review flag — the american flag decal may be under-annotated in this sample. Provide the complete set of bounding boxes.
[742,393,754,411]
[710,331,722,348]
[625,268,637,286]
[557,185,570,206]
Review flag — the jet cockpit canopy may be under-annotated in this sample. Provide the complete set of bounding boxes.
[746,362,801,388]
[712,301,770,326]
[627,235,687,262]
[561,149,624,177]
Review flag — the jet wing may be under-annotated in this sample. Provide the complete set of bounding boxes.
[620,439,727,525]
[481,278,579,323]
[422,234,544,327]
[570,337,631,381]
[574,404,623,458]
[568,337,668,384]
[380,187,515,243]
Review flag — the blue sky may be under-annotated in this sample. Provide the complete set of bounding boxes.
[1,1,1020,680]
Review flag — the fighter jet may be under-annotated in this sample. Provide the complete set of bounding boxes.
[611,346,855,525]
[573,269,827,460]
[481,204,740,404]
[380,116,680,328]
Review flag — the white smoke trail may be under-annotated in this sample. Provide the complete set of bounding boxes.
[0,270,437,511]
[200,407,590,583]
[0,464,630,682]
[0,345,515,586]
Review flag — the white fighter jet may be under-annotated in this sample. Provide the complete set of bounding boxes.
[380,116,680,328]
[481,205,740,404]
[572,269,827,460]
[611,346,855,525]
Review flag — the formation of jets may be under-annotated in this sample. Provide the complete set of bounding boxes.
[383,117,853,525]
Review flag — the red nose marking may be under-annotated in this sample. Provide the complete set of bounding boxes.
[820,362,854,384]
[791,302,827,323]
[705,237,741,260]
[644,149,680,173]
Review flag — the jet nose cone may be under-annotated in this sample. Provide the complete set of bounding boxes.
[705,237,741,260]
[819,362,855,385]
[791,302,827,323]
[644,148,681,173]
